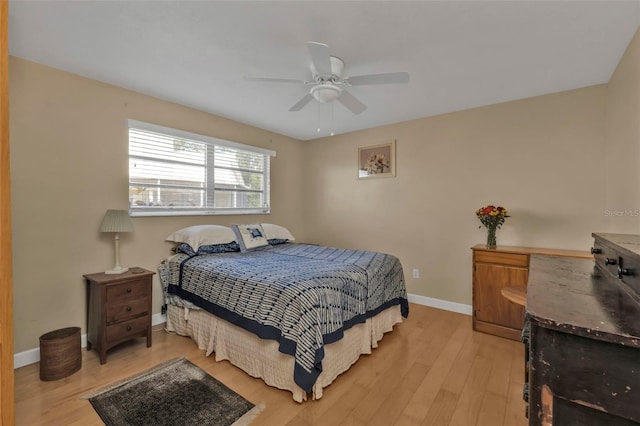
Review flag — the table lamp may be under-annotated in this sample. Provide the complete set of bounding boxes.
[99,209,133,274]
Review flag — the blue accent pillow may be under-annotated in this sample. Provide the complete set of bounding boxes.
[268,238,289,246]
[175,242,240,257]
[197,242,240,254]
[175,243,197,256]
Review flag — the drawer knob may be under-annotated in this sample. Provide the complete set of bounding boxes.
[605,257,617,265]
[126,325,132,331]
[126,288,132,293]
[618,267,633,278]
[126,306,132,312]
[591,247,602,255]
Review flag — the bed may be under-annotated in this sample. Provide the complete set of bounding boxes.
[157,224,409,402]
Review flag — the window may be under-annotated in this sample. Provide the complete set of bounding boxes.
[128,120,275,216]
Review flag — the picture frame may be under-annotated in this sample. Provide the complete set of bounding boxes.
[357,140,396,179]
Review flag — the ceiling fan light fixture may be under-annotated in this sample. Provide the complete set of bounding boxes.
[254,41,409,114]
[310,83,342,103]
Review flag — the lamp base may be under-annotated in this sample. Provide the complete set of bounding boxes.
[105,267,129,275]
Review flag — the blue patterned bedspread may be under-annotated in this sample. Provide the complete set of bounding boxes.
[159,243,408,392]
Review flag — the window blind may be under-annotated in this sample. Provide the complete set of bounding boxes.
[128,120,274,216]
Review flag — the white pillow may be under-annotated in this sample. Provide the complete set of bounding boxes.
[261,223,295,241]
[166,225,236,250]
[232,224,269,251]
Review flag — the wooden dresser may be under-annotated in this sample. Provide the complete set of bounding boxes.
[84,268,154,364]
[526,233,640,425]
[471,245,591,341]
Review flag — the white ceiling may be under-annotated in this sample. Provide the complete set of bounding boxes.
[8,1,640,141]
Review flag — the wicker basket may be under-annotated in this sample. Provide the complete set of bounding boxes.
[39,326,81,381]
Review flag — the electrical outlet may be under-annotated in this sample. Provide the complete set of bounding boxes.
[412,269,420,279]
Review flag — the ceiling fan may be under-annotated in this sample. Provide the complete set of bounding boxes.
[245,41,410,115]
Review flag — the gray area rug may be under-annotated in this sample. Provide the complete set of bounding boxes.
[87,357,261,426]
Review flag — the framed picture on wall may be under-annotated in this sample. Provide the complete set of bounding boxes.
[358,141,396,179]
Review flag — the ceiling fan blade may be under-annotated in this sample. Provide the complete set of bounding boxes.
[244,76,306,84]
[308,41,332,75]
[338,90,367,115]
[347,72,410,86]
[289,93,314,111]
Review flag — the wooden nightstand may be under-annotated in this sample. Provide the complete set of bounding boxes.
[83,267,154,364]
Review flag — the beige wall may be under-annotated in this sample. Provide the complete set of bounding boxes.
[9,57,305,352]
[303,87,608,305]
[605,27,640,232]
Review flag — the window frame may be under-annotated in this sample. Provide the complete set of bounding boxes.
[128,119,275,217]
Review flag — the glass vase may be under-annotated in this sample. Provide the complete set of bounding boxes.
[486,227,497,249]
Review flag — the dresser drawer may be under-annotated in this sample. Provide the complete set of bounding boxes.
[541,328,640,422]
[475,250,529,267]
[106,315,148,344]
[106,297,149,323]
[593,236,640,302]
[106,279,148,302]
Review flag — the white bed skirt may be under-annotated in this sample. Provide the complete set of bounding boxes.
[165,304,403,402]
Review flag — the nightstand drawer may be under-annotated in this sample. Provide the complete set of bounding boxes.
[106,279,148,302]
[106,316,148,343]
[106,297,149,323]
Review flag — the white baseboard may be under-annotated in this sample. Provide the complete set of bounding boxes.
[14,313,167,369]
[14,297,471,369]
[407,293,472,316]
[14,347,44,370]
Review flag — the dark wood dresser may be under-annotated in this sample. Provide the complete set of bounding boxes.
[526,233,640,425]
[84,268,154,364]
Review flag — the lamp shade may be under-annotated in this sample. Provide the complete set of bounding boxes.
[99,210,133,233]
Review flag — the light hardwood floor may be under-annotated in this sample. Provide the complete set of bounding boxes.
[15,304,528,425]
